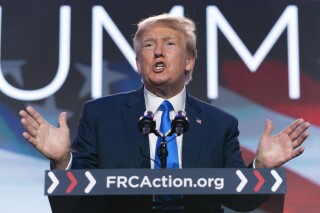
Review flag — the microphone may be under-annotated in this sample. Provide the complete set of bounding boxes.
[168,110,189,136]
[138,111,156,135]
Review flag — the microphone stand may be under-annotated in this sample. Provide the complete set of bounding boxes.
[138,110,189,169]
[159,136,168,169]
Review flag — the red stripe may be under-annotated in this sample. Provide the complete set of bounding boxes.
[253,170,265,192]
[66,171,78,193]
[221,60,320,126]
[242,148,320,212]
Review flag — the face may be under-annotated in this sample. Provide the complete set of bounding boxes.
[136,23,195,98]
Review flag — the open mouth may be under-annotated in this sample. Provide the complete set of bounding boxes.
[154,62,166,72]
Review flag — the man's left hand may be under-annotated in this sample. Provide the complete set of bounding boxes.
[255,118,310,168]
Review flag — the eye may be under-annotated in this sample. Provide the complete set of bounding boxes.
[143,42,154,49]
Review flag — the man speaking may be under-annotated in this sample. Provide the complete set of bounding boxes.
[20,14,310,212]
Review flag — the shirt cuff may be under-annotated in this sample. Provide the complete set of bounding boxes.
[65,152,73,170]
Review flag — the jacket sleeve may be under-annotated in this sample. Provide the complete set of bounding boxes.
[71,102,98,169]
[222,117,269,211]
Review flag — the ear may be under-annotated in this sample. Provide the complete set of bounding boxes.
[185,57,195,72]
[135,56,142,75]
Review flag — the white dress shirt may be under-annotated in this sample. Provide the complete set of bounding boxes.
[144,87,186,169]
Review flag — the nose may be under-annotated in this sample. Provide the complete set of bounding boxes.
[154,45,164,58]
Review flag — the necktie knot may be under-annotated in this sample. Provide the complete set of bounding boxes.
[159,100,173,112]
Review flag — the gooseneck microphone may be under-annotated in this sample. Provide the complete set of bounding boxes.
[168,110,189,136]
[138,111,157,135]
[138,110,189,137]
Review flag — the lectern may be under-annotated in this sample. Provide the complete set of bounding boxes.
[45,168,286,212]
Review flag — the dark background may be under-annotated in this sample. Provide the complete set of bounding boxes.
[0,1,319,212]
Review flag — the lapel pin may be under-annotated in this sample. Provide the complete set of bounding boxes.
[196,118,202,124]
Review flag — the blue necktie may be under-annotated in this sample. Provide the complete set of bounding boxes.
[155,100,179,169]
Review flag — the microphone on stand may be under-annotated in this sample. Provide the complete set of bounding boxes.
[138,110,189,169]
[138,111,161,137]
[138,111,163,167]
[138,110,189,137]
[167,110,189,136]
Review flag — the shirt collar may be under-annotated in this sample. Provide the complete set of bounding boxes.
[144,87,186,113]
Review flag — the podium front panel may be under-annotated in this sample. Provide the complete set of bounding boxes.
[45,168,285,196]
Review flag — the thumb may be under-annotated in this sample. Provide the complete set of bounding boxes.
[58,112,68,129]
[263,119,273,137]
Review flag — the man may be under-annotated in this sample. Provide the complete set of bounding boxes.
[20,14,310,212]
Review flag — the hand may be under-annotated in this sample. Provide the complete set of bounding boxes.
[255,118,310,168]
[19,106,71,169]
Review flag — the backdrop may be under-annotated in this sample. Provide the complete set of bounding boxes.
[0,0,319,212]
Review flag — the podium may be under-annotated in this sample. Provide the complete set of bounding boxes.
[45,168,286,212]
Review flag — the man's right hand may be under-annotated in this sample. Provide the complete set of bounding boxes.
[19,106,71,169]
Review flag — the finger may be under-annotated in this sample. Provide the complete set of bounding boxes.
[263,119,273,137]
[292,146,305,159]
[19,110,33,124]
[22,132,37,146]
[19,109,40,130]
[283,118,305,135]
[20,117,38,137]
[292,130,309,149]
[290,122,310,142]
[58,112,68,129]
[25,106,46,126]
[19,109,28,119]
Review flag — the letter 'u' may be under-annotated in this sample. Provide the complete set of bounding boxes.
[0,6,71,101]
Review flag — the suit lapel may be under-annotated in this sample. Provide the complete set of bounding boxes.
[122,87,151,168]
[182,94,205,168]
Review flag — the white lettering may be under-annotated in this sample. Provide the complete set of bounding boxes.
[0,6,71,101]
[172,178,183,187]
[168,175,172,187]
[206,5,300,99]
[91,6,136,99]
[117,176,127,188]
[152,178,161,188]
[161,176,168,187]
[183,178,193,187]
[169,5,184,17]
[107,175,224,190]
[215,178,224,190]
[106,176,116,188]
[140,176,152,188]
[128,176,139,188]
[197,178,207,188]
[208,178,215,187]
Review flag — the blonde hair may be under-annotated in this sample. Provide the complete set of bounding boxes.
[133,14,197,84]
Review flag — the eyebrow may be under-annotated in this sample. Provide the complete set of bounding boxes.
[142,35,178,43]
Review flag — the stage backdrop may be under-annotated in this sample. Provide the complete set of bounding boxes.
[0,0,319,212]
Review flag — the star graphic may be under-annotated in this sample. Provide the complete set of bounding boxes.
[75,60,128,98]
[1,60,26,86]
[26,96,73,126]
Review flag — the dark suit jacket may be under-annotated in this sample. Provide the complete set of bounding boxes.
[50,87,267,213]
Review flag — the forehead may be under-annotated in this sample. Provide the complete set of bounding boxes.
[141,23,185,41]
